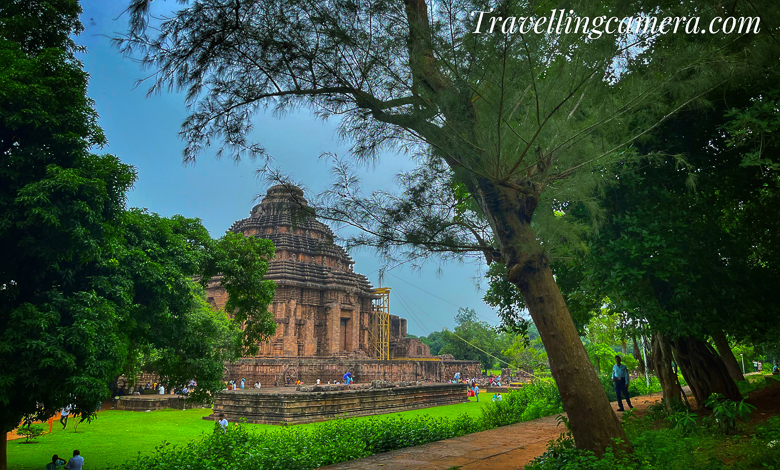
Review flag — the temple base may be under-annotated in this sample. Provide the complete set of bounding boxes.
[205,382,469,425]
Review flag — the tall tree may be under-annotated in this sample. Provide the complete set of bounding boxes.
[0,4,276,468]
[118,0,776,452]
[562,78,780,406]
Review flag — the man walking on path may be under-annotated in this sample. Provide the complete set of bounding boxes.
[612,355,633,411]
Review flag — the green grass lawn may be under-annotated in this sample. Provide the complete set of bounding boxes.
[9,396,489,470]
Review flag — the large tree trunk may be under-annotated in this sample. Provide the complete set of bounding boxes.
[633,335,645,375]
[651,332,684,411]
[712,331,745,383]
[1,432,6,470]
[474,180,629,455]
[671,336,742,407]
[643,336,655,375]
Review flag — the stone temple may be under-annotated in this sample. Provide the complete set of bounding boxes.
[205,185,479,384]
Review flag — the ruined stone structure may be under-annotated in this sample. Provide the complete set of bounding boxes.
[205,383,469,425]
[205,185,480,383]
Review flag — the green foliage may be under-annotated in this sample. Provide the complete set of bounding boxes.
[756,416,780,443]
[483,262,530,335]
[111,413,483,470]
[502,336,549,371]
[667,409,699,437]
[107,379,579,470]
[16,423,45,443]
[0,2,277,453]
[480,380,564,429]
[438,307,512,369]
[595,373,661,402]
[704,393,757,435]
[628,376,662,398]
[0,3,136,432]
[722,88,780,170]
[418,331,446,356]
[526,409,780,470]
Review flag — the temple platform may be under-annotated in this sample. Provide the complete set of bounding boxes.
[114,395,209,412]
[204,382,469,425]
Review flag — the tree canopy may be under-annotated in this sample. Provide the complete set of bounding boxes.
[0,4,276,468]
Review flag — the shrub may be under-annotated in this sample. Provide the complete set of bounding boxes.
[667,409,699,436]
[16,424,45,443]
[480,379,563,429]
[756,416,780,443]
[628,376,662,396]
[110,413,486,470]
[704,393,756,435]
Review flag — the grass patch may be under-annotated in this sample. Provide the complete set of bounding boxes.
[8,398,489,470]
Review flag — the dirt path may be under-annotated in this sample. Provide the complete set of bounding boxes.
[323,393,666,470]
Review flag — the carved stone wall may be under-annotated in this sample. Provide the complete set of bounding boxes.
[205,184,481,380]
[224,357,481,385]
[206,185,383,358]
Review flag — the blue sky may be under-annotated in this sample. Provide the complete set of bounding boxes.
[76,0,500,335]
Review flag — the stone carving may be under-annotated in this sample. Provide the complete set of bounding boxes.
[206,184,431,360]
[206,184,480,382]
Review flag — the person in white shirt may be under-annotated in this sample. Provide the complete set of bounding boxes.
[65,450,84,470]
[60,406,71,429]
[316,378,321,385]
[158,384,165,395]
[218,413,228,431]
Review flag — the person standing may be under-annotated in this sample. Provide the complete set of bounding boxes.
[158,383,165,394]
[612,355,634,411]
[240,377,245,389]
[64,450,84,470]
[59,406,71,430]
[473,384,479,402]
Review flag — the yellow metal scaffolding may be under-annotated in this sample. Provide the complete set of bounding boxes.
[372,287,391,360]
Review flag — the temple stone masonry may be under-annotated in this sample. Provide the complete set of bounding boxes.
[206,185,480,384]
[205,383,469,425]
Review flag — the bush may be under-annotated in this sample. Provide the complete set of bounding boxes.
[704,393,756,434]
[480,379,563,429]
[596,374,662,402]
[756,416,780,442]
[110,413,484,470]
[16,424,45,443]
[628,375,662,396]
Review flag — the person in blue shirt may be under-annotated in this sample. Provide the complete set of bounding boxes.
[612,355,633,411]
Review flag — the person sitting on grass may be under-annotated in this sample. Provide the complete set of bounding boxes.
[492,393,499,402]
[64,450,84,470]
[45,454,66,470]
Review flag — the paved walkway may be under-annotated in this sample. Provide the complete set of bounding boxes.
[324,392,666,470]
